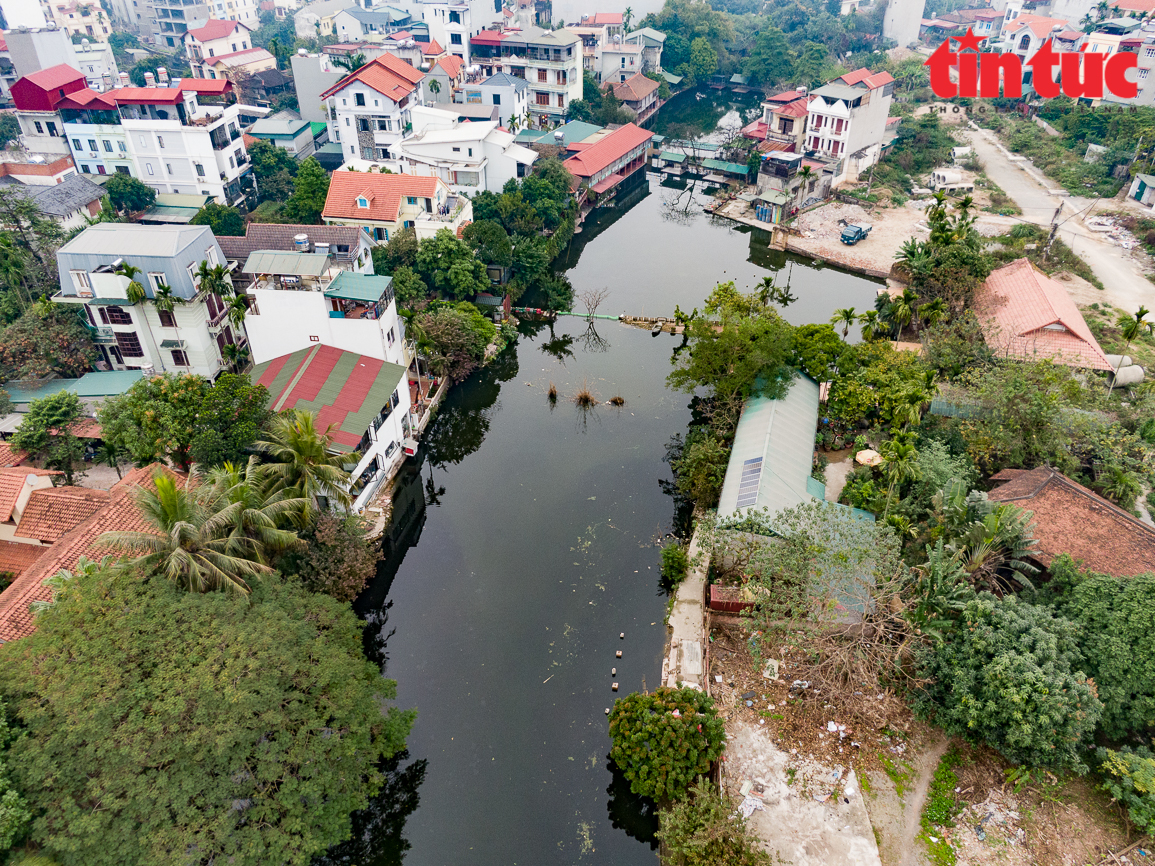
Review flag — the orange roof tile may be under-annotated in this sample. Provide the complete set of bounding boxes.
[15,486,110,544]
[185,18,244,41]
[0,541,46,582]
[323,172,442,223]
[773,96,812,118]
[0,467,62,523]
[0,444,27,469]
[989,466,1155,577]
[975,258,1111,370]
[0,465,181,643]
[422,39,445,55]
[840,68,895,90]
[1008,14,1070,39]
[435,54,464,77]
[563,122,653,179]
[321,52,424,101]
[611,71,659,103]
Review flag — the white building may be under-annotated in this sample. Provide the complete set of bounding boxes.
[55,224,238,379]
[70,40,119,91]
[597,38,644,85]
[623,28,664,74]
[147,0,259,47]
[396,0,504,64]
[250,342,413,513]
[333,6,412,42]
[882,0,925,48]
[806,68,895,186]
[467,27,582,128]
[43,0,113,40]
[183,19,254,78]
[389,104,537,193]
[322,52,425,160]
[457,71,528,128]
[6,173,106,231]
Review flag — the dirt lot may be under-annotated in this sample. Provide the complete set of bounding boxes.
[707,619,1147,866]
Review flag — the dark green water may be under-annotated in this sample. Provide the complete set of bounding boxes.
[326,149,884,866]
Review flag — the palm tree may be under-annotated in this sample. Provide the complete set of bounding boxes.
[257,409,353,519]
[99,473,273,595]
[917,298,948,331]
[880,432,919,518]
[31,555,116,615]
[891,384,928,431]
[858,309,883,340]
[194,260,230,297]
[152,281,183,314]
[1108,305,1152,395]
[116,262,148,304]
[623,5,633,31]
[888,288,919,337]
[895,238,933,284]
[1094,464,1142,508]
[205,457,306,562]
[796,165,813,203]
[222,342,250,373]
[831,307,857,338]
[332,52,366,73]
[428,78,441,101]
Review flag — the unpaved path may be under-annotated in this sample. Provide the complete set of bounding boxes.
[864,734,951,866]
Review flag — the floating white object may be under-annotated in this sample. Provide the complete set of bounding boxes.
[611,667,617,675]
[620,633,625,639]
[616,651,622,658]
[605,708,610,714]
[612,682,619,691]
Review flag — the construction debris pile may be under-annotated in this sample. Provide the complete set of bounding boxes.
[1086,214,1142,251]
[794,203,873,241]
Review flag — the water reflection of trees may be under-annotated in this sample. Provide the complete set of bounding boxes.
[576,319,609,353]
[539,329,575,365]
[604,756,659,849]
[313,751,428,866]
[423,344,518,468]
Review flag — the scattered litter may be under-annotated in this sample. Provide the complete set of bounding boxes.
[715,675,723,683]
[740,780,753,797]
[1086,215,1142,250]
[742,691,756,701]
[762,659,780,679]
[738,796,765,819]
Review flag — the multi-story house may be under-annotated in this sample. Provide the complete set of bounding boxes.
[397,0,504,65]
[623,28,664,73]
[972,8,1005,43]
[333,6,412,43]
[322,52,425,161]
[200,46,277,81]
[214,223,376,284]
[562,121,652,205]
[457,71,528,128]
[147,0,257,48]
[469,27,582,127]
[420,54,464,102]
[54,224,238,378]
[597,38,645,85]
[44,1,112,40]
[294,0,353,40]
[10,63,87,155]
[321,169,472,241]
[1001,13,1069,57]
[805,68,894,186]
[742,88,811,151]
[183,19,254,78]
[0,36,18,108]
[54,75,254,203]
[7,172,106,230]
[248,110,316,157]
[609,72,659,124]
[71,39,119,91]
[390,104,537,192]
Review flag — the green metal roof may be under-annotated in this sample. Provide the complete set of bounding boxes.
[662,71,684,84]
[758,190,790,205]
[323,272,393,302]
[243,250,330,276]
[310,121,328,138]
[5,370,144,404]
[701,158,749,175]
[658,150,686,163]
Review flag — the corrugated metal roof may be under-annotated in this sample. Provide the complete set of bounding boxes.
[243,250,331,276]
[701,158,749,175]
[5,371,143,404]
[658,150,686,163]
[324,272,393,302]
[58,223,215,258]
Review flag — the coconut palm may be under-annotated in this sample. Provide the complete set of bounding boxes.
[221,341,250,373]
[116,262,148,304]
[99,473,274,595]
[152,281,183,314]
[623,5,633,31]
[1094,464,1142,509]
[1108,305,1152,395]
[195,260,231,297]
[227,293,249,330]
[256,409,353,518]
[831,307,857,338]
[891,384,928,431]
[796,164,814,203]
[880,431,920,517]
[332,52,367,73]
[428,79,441,99]
[205,457,306,562]
[858,309,884,340]
[888,288,919,337]
[917,298,948,331]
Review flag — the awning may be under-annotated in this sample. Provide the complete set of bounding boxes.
[159,339,187,349]
[658,150,686,163]
[591,173,623,194]
[323,272,393,303]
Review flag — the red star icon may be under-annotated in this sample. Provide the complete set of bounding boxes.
[953,28,984,53]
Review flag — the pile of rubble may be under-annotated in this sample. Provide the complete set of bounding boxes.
[951,789,1032,866]
[794,203,873,241]
[1086,214,1142,251]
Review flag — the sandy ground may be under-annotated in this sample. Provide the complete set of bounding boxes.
[823,452,855,504]
[71,462,132,491]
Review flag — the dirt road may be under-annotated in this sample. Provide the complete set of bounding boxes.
[959,123,1155,314]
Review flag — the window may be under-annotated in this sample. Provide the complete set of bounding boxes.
[387,327,395,345]
[1143,68,1152,80]
[146,163,154,175]
[538,69,547,82]
[358,118,370,131]
[345,117,350,126]
[536,92,549,106]
[148,272,167,292]
[157,135,165,149]
[115,331,144,358]
[118,140,126,152]
[492,93,501,105]
[70,270,93,296]
[88,139,98,151]
[195,163,205,177]
[355,92,366,106]
[205,246,219,266]
[166,163,173,174]
[105,306,132,325]
[557,93,565,107]
[231,43,237,51]
[406,196,417,204]
[557,70,566,85]
[209,47,215,56]
[159,309,177,328]
[82,164,92,173]
[450,33,462,44]
[103,140,113,152]
[115,165,130,174]
[357,196,369,208]
[452,146,460,152]
[171,349,189,366]
[72,138,82,149]
[620,57,625,67]
[97,165,106,175]
[377,119,390,130]
[34,121,44,134]
[374,227,388,240]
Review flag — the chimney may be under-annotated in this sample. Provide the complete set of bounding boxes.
[294,233,309,251]
[144,71,156,87]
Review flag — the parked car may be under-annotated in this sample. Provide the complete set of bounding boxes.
[840,223,872,245]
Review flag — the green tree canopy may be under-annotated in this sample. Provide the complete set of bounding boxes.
[0,305,96,381]
[608,687,725,802]
[412,302,496,383]
[188,373,272,467]
[372,227,419,275]
[281,157,330,224]
[415,228,489,300]
[98,373,210,471]
[0,566,414,866]
[10,391,87,485]
[189,202,246,236]
[103,173,157,214]
[278,513,382,602]
[246,138,299,181]
[462,219,513,268]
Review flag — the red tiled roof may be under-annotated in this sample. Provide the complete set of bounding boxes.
[742,120,768,140]
[611,71,659,103]
[56,87,118,110]
[591,172,623,194]
[422,39,445,55]
[321,52,424,100]
[582,12,622,24]
[989,466,1155,577]
[766,89,806,103]
[175,78,232,95]
[0,468,62,523]
[471,30,505,45]
[563,122,653,179]
[435,54,464,77]
[0,541,46,582]
[22,64,87,92]
[840,68,895,90]
[774,96,811,118]
[322,171,441,223]
[756,139,795,153]
[1008,14,1070,39]
[0,465,180,643]
[185,18,244,42]
[0,444,27,469]
[15,486,109,544]
[107,87,184,105]
[973,8,1004,18]
[974,258,1111,370]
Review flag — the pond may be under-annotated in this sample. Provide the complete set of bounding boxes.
[322,146,883,866]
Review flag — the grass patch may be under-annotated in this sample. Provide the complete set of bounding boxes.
[977,176,1021,216]
[880,754,914,797]
[859,769,872,795]
[573,380,597,408]
[1082,302,1155,370]
[988,225,1104,289]
[917,748,966,866]
[998,115,1126,198]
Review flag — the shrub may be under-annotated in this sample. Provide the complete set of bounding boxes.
[656,778,770,866]
[1097,747,1155,834]
[915,593,1102,772]
[668,428,730,508]
[661,543,689,585]
[278,513,382,603]
[608,687,725,802]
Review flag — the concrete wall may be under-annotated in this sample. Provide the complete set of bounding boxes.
[882,0,924,48]
[290,53,345,124]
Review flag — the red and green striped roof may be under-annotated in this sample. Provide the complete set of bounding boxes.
[250,345,407,452]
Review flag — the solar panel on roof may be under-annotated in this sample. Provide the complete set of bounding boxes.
[735,457,763,509]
